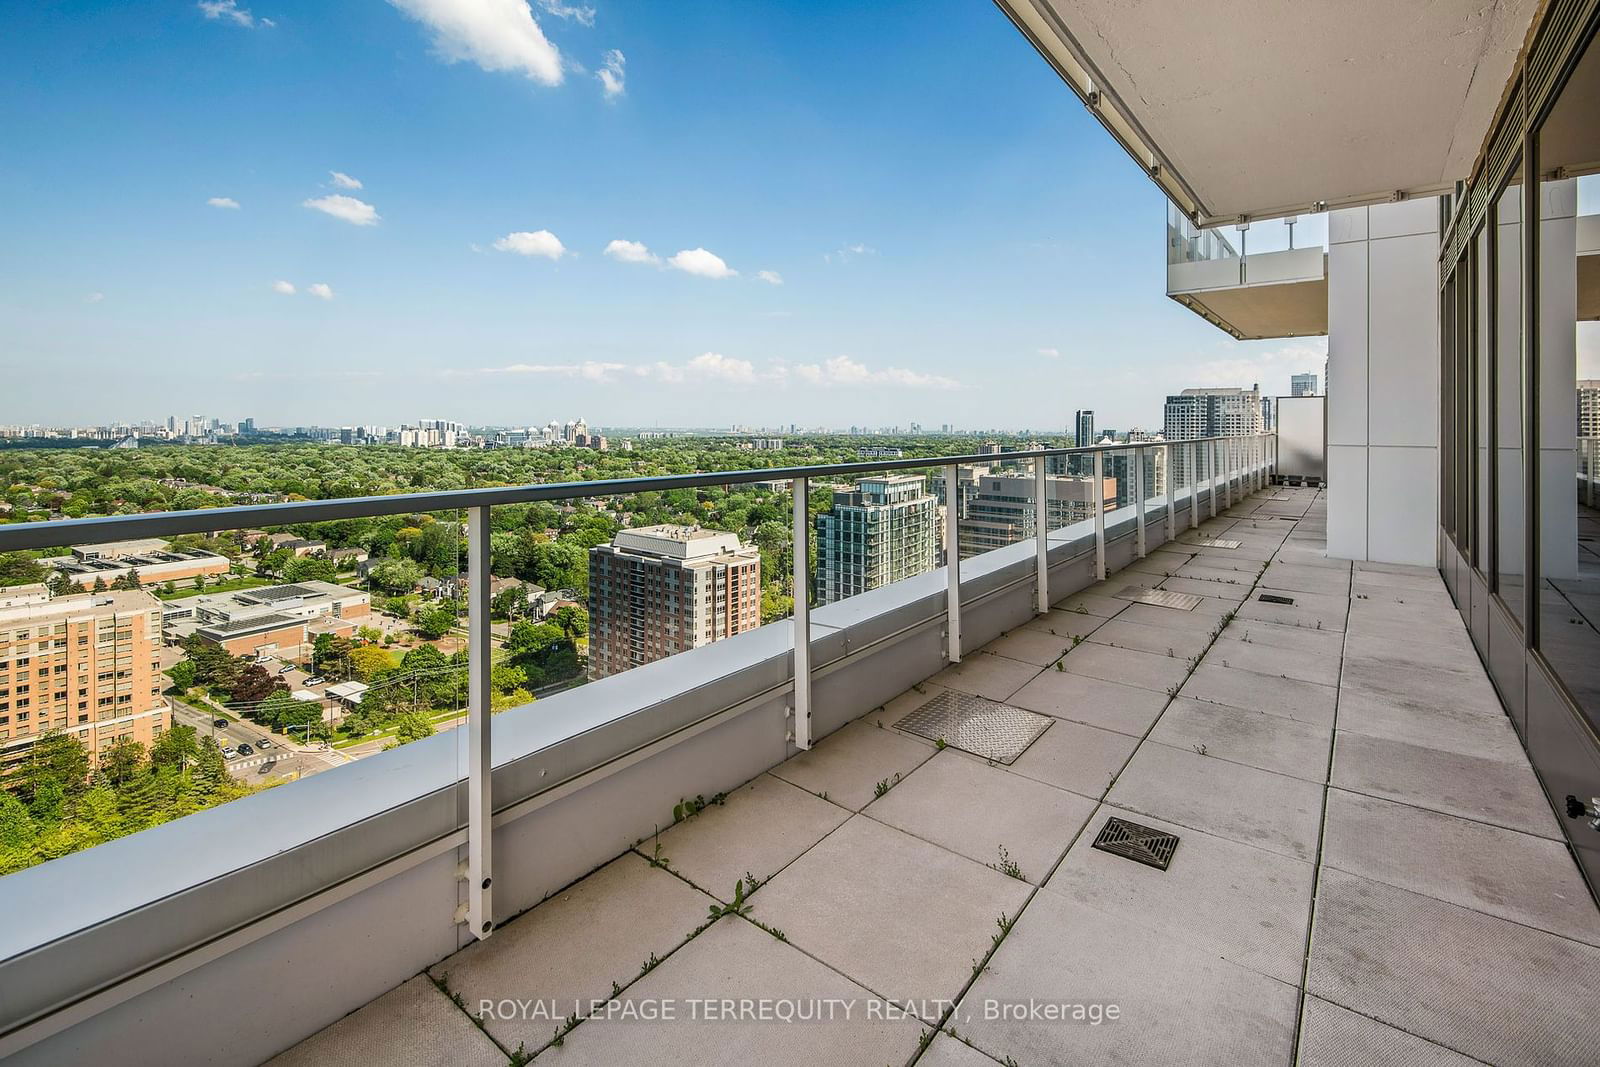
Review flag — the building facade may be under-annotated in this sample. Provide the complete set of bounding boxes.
[44,539,231,592]
[0,587,168,775]
[1164,385,1265,485]
[587,525,762,679]
[958,472,1113,556]
[1290,373,1319,396]
[815,476,938,604]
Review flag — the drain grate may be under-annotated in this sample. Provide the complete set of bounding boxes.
[1182,535,1243,550]
[893,690,1050,765]
[1092,817,1179,871]
[1113,585,1202,611]
[1258,593,1296,605]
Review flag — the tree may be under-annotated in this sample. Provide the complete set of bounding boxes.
[414,605,456,640]
[348,644,392,681]
[19,731,89,804]
[194,735,227,792]
[312,633,353,674]
[161,580,177,597]
[166,659,197,693]
[550,604,588,639]
[98,737,145,787]
[368,558,423,594]
[111,570,143,590]
[150,725,199,773]
[46,570,77,598]
[283,555,337,583]
[385,712,436,749]
[255,690,305,729]
[230,663,280,704]
[91,576,107,593]
[0,552,46,587]
[490,584,526,621]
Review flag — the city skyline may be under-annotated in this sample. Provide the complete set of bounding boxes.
[1,0,1326,431]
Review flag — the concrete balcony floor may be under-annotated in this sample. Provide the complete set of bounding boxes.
[271,487,1600,1066]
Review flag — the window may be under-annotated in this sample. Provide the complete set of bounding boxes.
[1476,222,1492,573]
[1495,171,1526,626]
[1533,26,1600,729]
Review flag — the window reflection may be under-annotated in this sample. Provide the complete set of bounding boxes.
[1534,31,1600,727]
[1496,174,1526,625]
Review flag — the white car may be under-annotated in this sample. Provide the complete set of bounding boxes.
[222,746,238,759]
[257,738,273,749]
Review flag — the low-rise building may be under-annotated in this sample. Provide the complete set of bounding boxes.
[44,538,231,591]
[163,581,370,660]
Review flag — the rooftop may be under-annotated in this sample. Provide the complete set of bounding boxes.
[273,486,1600,1065]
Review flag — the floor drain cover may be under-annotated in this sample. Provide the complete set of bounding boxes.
[1180,535,1243,549]
[894,690,1050,765]
[1113,585,1202,611]
[1258,593,1296,605]
[1092,817,1179,870]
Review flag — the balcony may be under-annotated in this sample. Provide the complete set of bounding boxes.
[1166,206,1329,341]
[1,439,1595,1066]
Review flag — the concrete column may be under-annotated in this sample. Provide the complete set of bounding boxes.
[1326,198,1440,565]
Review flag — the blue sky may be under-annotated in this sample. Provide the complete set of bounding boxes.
[0,0,1324,432]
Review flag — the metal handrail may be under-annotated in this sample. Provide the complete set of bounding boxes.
[0,433,1275,552]
[0,430,1277,953]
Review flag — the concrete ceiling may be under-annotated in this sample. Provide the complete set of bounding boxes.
[998,0,1541,225]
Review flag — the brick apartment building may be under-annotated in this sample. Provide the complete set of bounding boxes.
[587,525,762,679]
[0,585,168,775]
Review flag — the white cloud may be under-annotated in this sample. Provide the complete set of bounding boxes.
[85,292,105,303]
[493,230,566,259]
[388,0,564,86]
[537,0,594,25]
[198,1,266,28]
[667,247,736,279]
[329,171,363,190]
[824,242,875,264]
[207,196,241,209]
[1037,347,1060,358]
[303,194,380,226]
[604,238,658,265]
[597,49,625,98]
[756,270,783,286]
[307,283,335,300]
[271,280,296,295]
[646,352,757,385]
[474,361,626,382]
[788,355,958,390]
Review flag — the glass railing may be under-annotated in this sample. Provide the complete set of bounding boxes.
[1167,202,1329,293]
[0,433,1277,936]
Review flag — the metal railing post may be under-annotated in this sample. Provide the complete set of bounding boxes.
[1588,440,1596,508]
[1034,456,1049,615]
[1223,438,1234,509]
[1165,443,1176,541]
[791,477,812,750]
[945,464,962,663]
[1190,440,1201,529]
[1134,446,1147,558]
[465,505,494,940]
[1209,440,1220,519]
[1093,450,1107,581]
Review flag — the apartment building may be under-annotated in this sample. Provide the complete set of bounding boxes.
[815,475,939,604]
[1163,385,1265,484]
[1291,373,1320,396]
[0,586,167,774]
[587,525,761,679]
[1579,380,1600,439]
[43,538,230,592]
[958,471,1113,556]
[163,581,370,660]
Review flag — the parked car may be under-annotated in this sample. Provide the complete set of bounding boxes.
[277,664,295,674]
[213,718,228,728]
[236,743,254,756]
[257,738,273,749]
[304,676,326,686]
[223,746,237,759]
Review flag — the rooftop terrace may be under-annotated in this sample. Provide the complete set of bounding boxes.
[271,486,1600,1066]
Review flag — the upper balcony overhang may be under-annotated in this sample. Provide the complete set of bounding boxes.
[995,0,1540,226]
[1169,245,1329,340]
